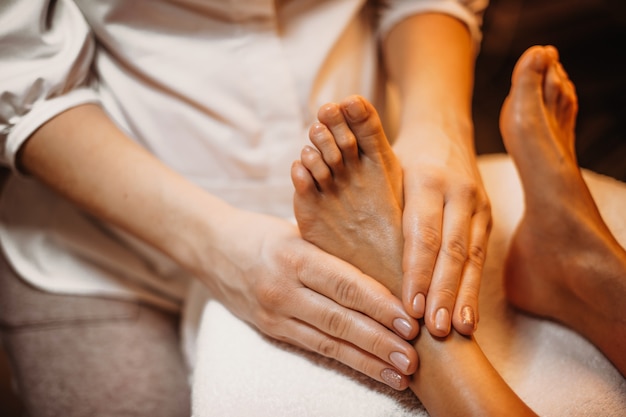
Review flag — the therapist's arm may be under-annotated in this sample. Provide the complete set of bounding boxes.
[18,103,420,389]
[383,12,492,338]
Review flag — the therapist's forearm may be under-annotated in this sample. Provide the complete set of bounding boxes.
[383,13,475,143]
[18,103,232,275]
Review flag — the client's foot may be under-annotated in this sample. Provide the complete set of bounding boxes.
[291,95,404,296]
[501,45,626,375]
[291,97,531,415]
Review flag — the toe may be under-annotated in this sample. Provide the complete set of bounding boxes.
[300,146,334,192]
[317,103,359,166]
[340,95,392,159]
[291,160,319,196]
[309,122,345,178]
[543,62,563,114]
[511,46,554,99]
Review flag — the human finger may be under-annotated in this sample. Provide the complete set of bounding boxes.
[291,284,418,376]
[299,253,420,342]
[452,202,491,335]
[277,318,412,391]
[401,185,444,319]
[424,190,473,337]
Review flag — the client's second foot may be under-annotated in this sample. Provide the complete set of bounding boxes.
[501,45,626,375]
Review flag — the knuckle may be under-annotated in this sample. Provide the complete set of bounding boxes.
[418,173,445,191]
[458,182,478,203]
[321,308,350,338]
[467,243,487,268]
[333,275,361,305]
[368,331,388,355]
[434,287,458,305]
[316,336,341,358]
[442,236,467,264]
[256,281,286,308]
[418,225,442,255]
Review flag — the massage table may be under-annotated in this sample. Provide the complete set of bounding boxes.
[183,154,626,416]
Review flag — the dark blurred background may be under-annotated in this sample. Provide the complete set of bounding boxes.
[473,0,626,181]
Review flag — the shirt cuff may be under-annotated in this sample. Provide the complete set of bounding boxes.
[379,0,486,52]
[3,88,101,173]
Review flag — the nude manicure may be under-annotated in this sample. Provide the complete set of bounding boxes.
[380,368,403,390]
[389,351,411,374]
[392,317,413,339]
[412,293,425,317]
[435,308,450,333]
[461,305,476,329]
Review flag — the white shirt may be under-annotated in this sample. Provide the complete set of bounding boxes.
[0,0,486,311]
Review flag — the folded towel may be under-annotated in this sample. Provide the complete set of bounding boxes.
[184,154,626,416]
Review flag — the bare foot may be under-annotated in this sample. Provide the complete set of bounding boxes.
[501,45,626,376]
[291,95,404,295]
[292,96,535,415]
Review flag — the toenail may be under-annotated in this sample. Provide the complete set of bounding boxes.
[344,98,367,121]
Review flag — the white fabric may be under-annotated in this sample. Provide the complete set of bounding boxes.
[0,0,486,309]
[185,155,626,417]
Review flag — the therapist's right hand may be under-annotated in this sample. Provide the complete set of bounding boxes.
[195,209,419,390]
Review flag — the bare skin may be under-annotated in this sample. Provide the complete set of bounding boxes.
[291,95,536,416]
[501,45,626,377]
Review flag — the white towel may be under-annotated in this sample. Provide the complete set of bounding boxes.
[184,154,626,416]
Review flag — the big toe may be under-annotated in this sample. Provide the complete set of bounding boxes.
[510,45,557,96]
[340,95,391,158]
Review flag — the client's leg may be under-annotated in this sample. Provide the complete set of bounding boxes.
[501,45,626,376]
[292,96,536,417]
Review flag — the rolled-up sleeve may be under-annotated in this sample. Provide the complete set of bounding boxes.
[0,0,99,171]
[379,0,489,50]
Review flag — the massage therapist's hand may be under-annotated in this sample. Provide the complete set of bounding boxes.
[394,123,492,338]
[196,209,419,390]
[19,104,418,390]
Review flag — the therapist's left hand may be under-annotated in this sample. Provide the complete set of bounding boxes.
[394,122,492,337]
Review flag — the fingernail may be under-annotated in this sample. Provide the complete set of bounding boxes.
[380,368,403,390]
[392,317,413,339]
[435,308,450,333]
[461,305,476,329]
[389,351,411,374]
[412,293,425,317]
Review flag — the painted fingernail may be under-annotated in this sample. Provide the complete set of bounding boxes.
[461,305,476,330]
[381,368,403,390]
[412,293,425,317]
[435,308,450,333]
[389,351,411,374]
[392,317,413,339]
